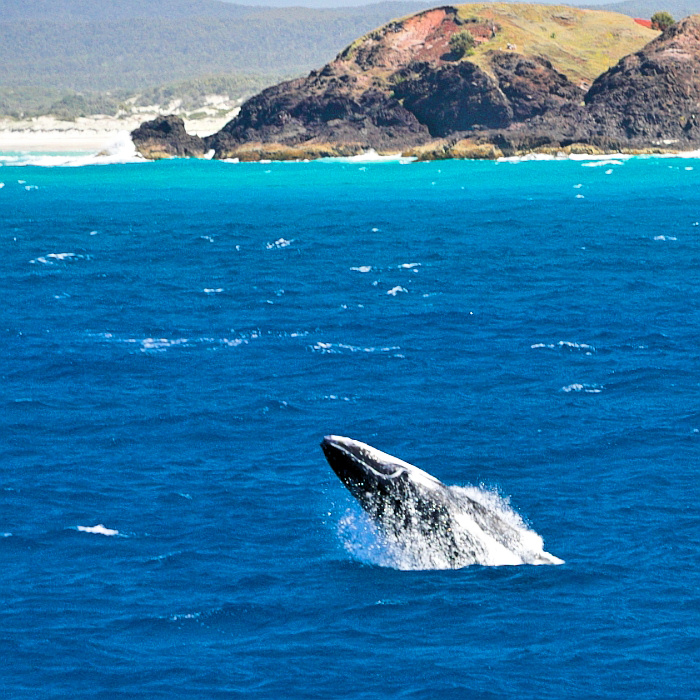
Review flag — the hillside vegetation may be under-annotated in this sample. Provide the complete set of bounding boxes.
[0,0,430,117]
[453,3,658,83]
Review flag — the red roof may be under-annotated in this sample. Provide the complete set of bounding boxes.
[634,18,653,28]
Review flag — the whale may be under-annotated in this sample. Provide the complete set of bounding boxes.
[321,435,563,568]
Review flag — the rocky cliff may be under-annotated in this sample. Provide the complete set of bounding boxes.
[132,4,700,159]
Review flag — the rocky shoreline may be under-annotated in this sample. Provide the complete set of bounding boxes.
[131,5,700,162]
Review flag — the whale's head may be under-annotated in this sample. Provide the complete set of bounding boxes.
[321,435,444,515]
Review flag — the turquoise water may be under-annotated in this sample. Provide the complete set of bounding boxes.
[2,155,699,698]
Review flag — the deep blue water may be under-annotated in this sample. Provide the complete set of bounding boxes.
[2,156,700,699]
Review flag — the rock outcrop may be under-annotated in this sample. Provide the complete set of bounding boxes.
[131,115,206,159]
[583,15,700,149]
[133,4,700,160]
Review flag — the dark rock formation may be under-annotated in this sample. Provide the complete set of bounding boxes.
[488,52,585,122]
[205,74,430,157]
[583,15,700,149]
[391,52,584,137]
[392,60,512,135]
[131,115,206,159]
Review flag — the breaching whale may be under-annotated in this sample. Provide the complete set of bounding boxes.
[321,435,563,568]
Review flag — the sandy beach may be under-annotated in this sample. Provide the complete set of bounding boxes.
[0,110,239,153]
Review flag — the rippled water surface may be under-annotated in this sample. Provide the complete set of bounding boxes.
[2,156,700,698]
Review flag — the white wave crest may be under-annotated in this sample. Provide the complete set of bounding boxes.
[321,149,416,163]
[93,332,249,352]
[311,341,400,354]
[387,286,407,296]
[562,383,604,393]
[531,340,595,354]
[30,252,90,265]
[2,133,145,167]
[77,524,119,536]
[266,238,292,249]
[581,159,624,167]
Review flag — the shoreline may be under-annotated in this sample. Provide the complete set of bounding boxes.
[0,112,238,153]
[2,139,700,166]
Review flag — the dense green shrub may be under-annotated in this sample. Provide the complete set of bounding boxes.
[449,29,476,58]
[651,11,674,30]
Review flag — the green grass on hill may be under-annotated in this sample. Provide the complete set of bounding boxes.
[459,3,659,84]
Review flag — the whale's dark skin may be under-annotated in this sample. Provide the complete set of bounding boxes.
[321,435,563,568]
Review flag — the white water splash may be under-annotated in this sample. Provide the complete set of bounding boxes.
[338,484,563,570]
[387,286,407,296]
[562,383,604,393]
[77,524,119,536]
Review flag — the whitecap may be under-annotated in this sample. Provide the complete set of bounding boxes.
[351,265,372,273]
[653,235,677,241]
[575,194,585,199]
[561,383,604,393]
[322,149,416,164]
[24,184,38,190]
[30,252,88,265]
[0,182,5,188]
[531,340,595,353]
[399,263,420,269]
[266,238,292,249]
[387,286,407,296]
[170,612,202,621]
[203,288,223,294]
[581,159,624,167]
[77,524,119,536]
[93,332,252,352]
[4,133,145,168]
[311,341,400,354]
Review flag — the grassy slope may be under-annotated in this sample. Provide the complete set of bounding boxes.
[458,3,659,83]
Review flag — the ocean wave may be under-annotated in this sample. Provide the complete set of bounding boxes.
[0,133,145,167]
[531,340,595,354]
[387,286,407,296]
[265,238,293,249]
[581,159,624,167]
[561,383,604,393]
[30,252,90,265]
[311,341,400,354]
[653,235,677,241]
[92,331,252,353]
[350,265,372,273]
[76,524,120,536]
[321,149,416,164]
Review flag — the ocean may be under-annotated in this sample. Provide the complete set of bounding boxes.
[2,152,699,698]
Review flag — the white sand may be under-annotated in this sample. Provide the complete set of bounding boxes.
[0,110,239,153]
